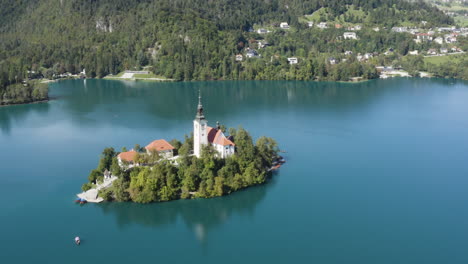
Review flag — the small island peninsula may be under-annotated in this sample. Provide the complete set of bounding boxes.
[78,93,283,203]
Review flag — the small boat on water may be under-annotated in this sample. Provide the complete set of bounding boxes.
[271,164,281,170]
[75,198,87,204]
[75,237,80,245]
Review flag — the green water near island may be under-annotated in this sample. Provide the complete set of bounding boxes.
[1,78,468,263]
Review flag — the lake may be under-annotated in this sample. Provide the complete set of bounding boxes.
[1,78,468,263]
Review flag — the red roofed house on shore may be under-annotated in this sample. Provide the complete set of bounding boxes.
[193,92,235,158]
[145,139,175,159]
[117,150,138,168]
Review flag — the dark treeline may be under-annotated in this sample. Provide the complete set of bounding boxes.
[0,0,454,96]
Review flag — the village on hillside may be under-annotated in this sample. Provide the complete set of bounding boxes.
[235,17,467,79]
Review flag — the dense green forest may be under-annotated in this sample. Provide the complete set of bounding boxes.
[0,0,457,102]
[0,79,48,105]
[83,128,280,203]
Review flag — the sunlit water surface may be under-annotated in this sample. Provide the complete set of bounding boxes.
[1,78,468,263]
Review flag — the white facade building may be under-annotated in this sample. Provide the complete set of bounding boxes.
[287,57,298,64]
[280,22,290,29]
[193,93,235,158]
[434,37,444,44]
[343,32,357,40]
[317,22,328,29]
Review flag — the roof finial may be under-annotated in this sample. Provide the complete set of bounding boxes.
[196,89,205,119]
[198,89,202,106]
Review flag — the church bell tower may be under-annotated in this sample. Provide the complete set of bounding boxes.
[193,91,208,158]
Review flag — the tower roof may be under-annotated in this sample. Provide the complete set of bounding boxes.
[195,89,205,120]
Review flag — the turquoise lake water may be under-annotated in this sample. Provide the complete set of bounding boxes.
[1,78,468,263]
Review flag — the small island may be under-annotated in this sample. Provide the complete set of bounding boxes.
[78,93,283,203]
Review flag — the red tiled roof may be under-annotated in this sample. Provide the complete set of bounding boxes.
[118,150,138,162]
[207,127,235,146]
[145,139,175,152]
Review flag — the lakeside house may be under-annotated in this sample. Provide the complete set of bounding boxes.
[287,57,298,64]
[246,49,260,58]
[343,32,357,40]
[415,33,432,43]
[434,37,444,44]
[117,150,138,168]
[364,53,373,59]
[392,27,408,33]
[348,25,361,31]
[258,41,270,49]
[317,22,328,29]
[427,49,438,55]
[145,139,175,159]
[445,34,457,43]
[280,22,290,29]
[438,27,455,32]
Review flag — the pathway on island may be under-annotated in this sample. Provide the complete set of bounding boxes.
[77,176,118,203]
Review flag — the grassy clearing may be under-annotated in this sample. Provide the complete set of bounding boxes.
[455,16,468,27]
[424,54,466,65]
[112,72,125,77]
[304,7,329,22]
[436,4,468,12]
[302,5,420,27]
[133,73,167,79]
[104,72,172,81]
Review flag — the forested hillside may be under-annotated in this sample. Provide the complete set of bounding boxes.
[0,0,454,102]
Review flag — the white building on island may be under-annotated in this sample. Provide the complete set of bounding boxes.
[193,93,235,158]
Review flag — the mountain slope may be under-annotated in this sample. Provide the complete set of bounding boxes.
[0,0,455,96]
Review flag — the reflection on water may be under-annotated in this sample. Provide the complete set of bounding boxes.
[54,79,388,120]
[99,178,276,243]
[2,78,463,135]
[0,102,50,134]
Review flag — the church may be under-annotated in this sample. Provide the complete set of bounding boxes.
[193,93,235,158]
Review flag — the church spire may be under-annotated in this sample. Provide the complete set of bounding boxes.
[196,89,205,120]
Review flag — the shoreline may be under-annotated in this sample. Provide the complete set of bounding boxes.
[104,77,175,82]
[0,98,50,107]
